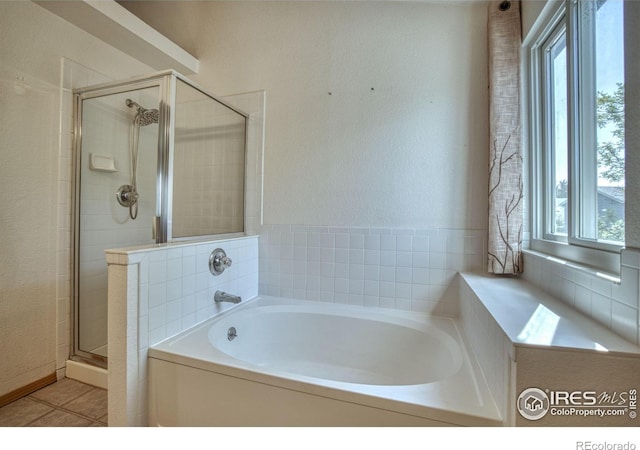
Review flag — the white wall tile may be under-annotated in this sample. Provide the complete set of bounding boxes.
[349,264,364,280]
[611,301,639,343]
[412,268,429,285]
[364,250,380,265]
[523,250,639,345]
[379,250,396,267]
[349,249,364,264]
[148,283,167,309]
[257,225,492,313]
[621,248,640,269]
[412,236,428,252]
[379,266,395,282]
[429,252,446,269]
[396,251,412,267]
[429,236,447,253]
[574,285,592,316]
[364,234,380,250]
[396,235,412,252]
[613,266,639,308]
[412,252,429,268]
[380,235,396,251]
[591,293,612,328]
[167,278,182,302]
[364,265,379,281]
[379,281,395,298]
[591,277,613,298]
[349,234,365,249]
[395,283,411,300]
[335,233,349,248]
[395,267,412,284]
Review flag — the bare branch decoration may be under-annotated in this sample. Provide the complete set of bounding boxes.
[487,0,523,275]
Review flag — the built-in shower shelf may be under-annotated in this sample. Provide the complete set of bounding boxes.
[33,0,199,75]
[90,153,117,173]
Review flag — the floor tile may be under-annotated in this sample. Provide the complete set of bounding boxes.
[28,409,93,427]
[0,378,108,427]
[0,398,53,427]
[63,388,108,420]
[29,378,93,407]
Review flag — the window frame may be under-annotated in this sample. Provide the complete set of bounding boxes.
[540,18,568,243]
[527,0,624,275]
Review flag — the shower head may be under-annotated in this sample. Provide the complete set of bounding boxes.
[137,108,159,126]
[125,98,158,126]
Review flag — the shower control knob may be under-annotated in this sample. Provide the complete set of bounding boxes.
[209,248,232,276]
[123,190,138,202]
[116,184,138,207]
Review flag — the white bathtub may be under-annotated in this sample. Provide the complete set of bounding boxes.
[148,297,502,426]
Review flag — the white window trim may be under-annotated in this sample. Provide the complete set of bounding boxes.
[524,0,623,276]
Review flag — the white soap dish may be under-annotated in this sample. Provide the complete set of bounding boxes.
[90,153,117,172]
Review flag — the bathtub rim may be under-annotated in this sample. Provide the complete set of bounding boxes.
[148,296,503,426]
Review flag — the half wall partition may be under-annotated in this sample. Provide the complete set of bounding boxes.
[72,70,248,366]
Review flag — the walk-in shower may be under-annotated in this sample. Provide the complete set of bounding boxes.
[72,70,248,366]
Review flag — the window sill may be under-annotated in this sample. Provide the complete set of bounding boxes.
[460,272,636,352]
[523,247,621,284]
[528,239,621,278]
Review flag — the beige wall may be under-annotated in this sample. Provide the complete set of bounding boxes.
[0,0,152,398]
[120,1,489,230]
[521,0,552,40]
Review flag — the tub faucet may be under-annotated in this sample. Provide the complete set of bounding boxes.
[214,290,241,304]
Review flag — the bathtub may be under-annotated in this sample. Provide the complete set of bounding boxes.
[147,297,502,426]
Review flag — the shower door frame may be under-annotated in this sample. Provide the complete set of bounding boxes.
[71,70,249,366]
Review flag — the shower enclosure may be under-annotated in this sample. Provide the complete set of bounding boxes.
[72,70,248,366]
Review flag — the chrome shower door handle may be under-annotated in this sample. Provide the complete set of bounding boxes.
[209,248,232,276]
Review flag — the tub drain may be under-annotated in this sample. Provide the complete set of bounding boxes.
[227,326,237,341]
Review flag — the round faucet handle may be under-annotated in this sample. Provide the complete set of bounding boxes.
[209,248,232,276]
[220,256,232,268]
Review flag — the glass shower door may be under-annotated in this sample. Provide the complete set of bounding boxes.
[75,85,160,362]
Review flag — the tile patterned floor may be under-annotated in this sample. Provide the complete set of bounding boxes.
[0,378,107,427]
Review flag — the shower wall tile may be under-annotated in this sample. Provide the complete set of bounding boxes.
[259,224,486,314]
[222,91,265,236]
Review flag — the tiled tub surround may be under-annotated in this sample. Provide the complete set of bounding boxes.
[521,249,640,346]
[460,272,640,426]
[259,225,487,315]
[106,235,258,426]
[107,226,488,426]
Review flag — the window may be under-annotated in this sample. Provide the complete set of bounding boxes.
[529,0,625,273]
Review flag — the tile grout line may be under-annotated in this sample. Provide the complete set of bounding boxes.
[7,397,55,426]
[26,392,107,426]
